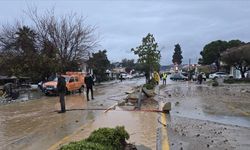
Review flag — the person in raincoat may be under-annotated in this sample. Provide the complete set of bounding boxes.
[57,73,66,113]
[153,71,160,85]
[84,73,95,101]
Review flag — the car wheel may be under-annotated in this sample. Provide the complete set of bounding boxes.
[79,86,84,93]
[66,88,70,95]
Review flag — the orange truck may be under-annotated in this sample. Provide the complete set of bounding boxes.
[42,72,85,95]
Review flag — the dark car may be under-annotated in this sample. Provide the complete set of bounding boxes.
[170,73,188,81]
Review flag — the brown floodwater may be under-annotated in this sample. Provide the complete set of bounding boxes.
[0,78,149,150]
[51,106,159,150]
[0,93,101,150]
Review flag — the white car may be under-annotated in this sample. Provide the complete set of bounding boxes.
[126,74,133,79]
[120,73,129,79]
[209,72,232,79]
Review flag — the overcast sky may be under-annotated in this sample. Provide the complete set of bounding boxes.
[1,0,250,65]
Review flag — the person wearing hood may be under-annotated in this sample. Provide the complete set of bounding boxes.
[84,73,95,101]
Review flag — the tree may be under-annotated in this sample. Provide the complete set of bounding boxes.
[0,8,98,82]
[172,44,183,65]
[131,33,161,83]
[87,50,110,82]
[0,25,42,81]
[15,26,39,78]
[121,59,135,73]
[39,40,60,80]
[28,8,98,73]
[221,44,250,78]
[199,40,244,71]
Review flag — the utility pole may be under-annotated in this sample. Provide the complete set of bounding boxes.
[188,58,191,80]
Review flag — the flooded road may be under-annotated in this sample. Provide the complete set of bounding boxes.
[1,77,250,150]
[0,78,145,150]
[0,94,93,150]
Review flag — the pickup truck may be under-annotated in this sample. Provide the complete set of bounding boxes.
[42,72,85,95]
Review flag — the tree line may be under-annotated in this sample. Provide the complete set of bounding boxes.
[199,40,250,78]
[0,8,97,82]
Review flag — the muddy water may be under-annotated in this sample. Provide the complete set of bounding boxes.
[161,81,250,128]
[55,106,158,150]
[94,107,158,149]
[171,97,250,128]
[0,93,99,150]
[0,78,146,150]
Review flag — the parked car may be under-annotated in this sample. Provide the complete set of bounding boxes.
[209,72,232,79]
[170,73,188,81]
[126,74,133,79]
[42,72,85,95]
[120,73,128,79]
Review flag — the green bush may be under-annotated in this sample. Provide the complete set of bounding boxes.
[224,78,250,84]
[86,126,129,150]
[60,126,130,150]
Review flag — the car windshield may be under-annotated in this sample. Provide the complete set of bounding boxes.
[53,76,70,82]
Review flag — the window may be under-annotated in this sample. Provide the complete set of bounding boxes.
[69,78,74,83]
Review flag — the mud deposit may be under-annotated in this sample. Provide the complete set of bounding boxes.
[160,81,250,150]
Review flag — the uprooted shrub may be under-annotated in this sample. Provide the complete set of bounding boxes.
[143,83,154,90]
[60,126,130,150]
[143,78,157,90]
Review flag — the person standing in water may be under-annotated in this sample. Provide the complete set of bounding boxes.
[84,73,94,101]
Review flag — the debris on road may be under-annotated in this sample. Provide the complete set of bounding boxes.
[162,102,171,113]
[142,87,155,97]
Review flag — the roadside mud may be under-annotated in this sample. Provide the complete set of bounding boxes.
[159,81,250,149]
[168,116,250,150]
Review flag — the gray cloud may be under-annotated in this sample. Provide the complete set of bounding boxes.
[1,0,250,64]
